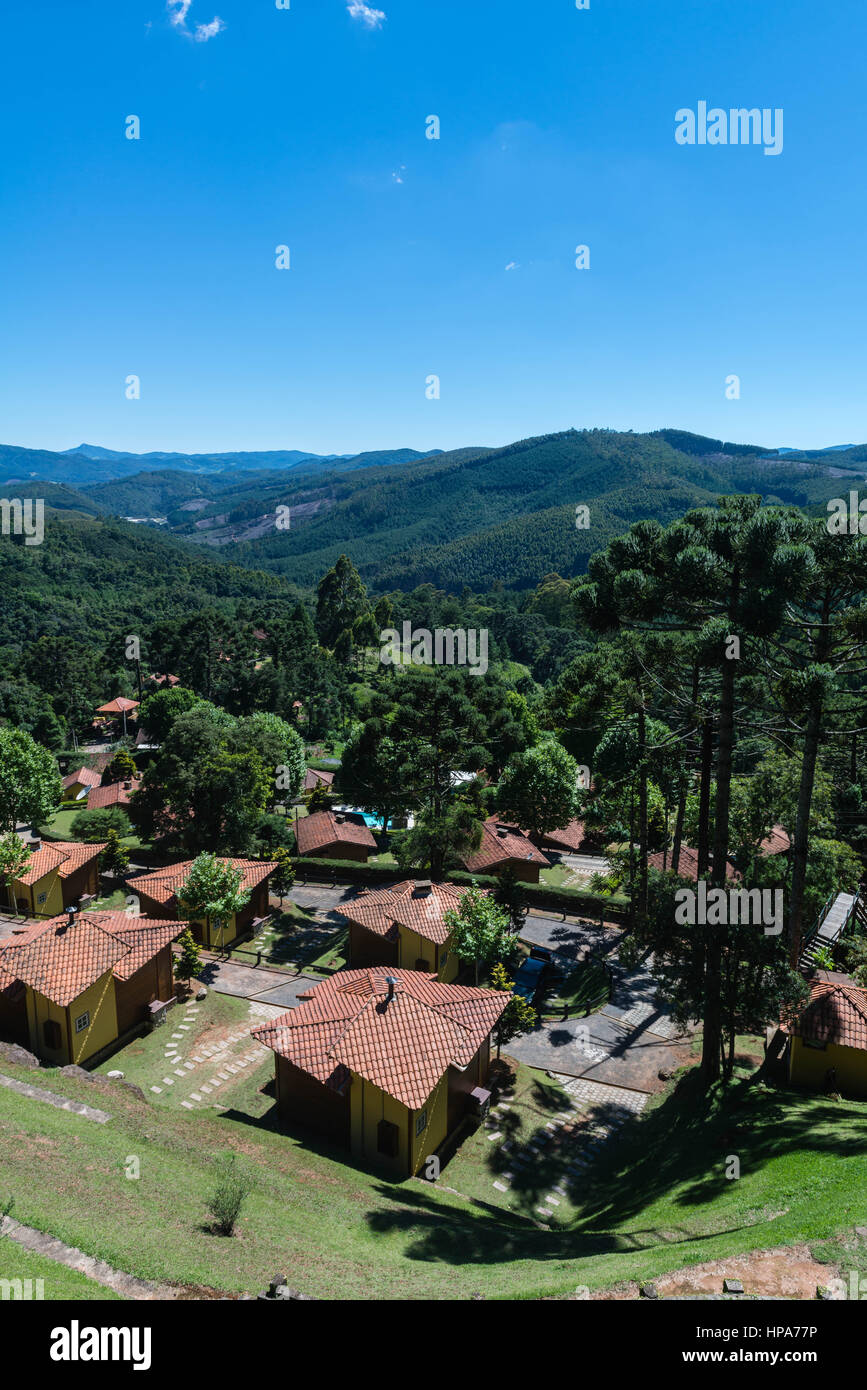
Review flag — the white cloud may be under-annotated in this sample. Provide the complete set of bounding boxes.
[166,1,225,42]
[392,165,406,184]
[194,18,225,41]
[505,262,519,271]
[347,2,387,29]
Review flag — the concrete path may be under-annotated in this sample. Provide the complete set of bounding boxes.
[199,958,319,1007]
[0,1073,111,1123]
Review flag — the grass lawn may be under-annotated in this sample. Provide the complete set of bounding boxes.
[540,864,571,888]
[2,1040,867,1300]
[232,905,347,973]
[540,959,610,1019]
[39,807,146,850]
[0,1233,121,1300]
[93,991,268,1115]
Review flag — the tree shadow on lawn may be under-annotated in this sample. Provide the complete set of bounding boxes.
[570,1067,867,1234]
[362,1181,768,1266]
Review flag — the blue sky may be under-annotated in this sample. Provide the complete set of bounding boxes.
[1,0,865,455]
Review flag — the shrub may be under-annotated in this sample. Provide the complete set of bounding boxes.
[206,1154,255,1236]
[70,806,132,841]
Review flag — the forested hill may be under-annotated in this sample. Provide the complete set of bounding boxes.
[0,512,300,657]
[226,428,864,591]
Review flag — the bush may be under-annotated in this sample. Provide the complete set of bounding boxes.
[69,806,132,842]
[206,1154,255,1236]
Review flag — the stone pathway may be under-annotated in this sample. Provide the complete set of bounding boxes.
[147,1000,282,1110]
[0,1073,111,1123]
[484,1076,648,1218]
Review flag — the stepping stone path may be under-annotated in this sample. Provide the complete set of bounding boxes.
[139,1002,281,1111]
[484,1075,648,1215]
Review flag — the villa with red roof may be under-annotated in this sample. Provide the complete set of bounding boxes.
[2,837,106,918]
[252,967,508,1175]
[647,844,740,882]
[295,810,377,863]
[785,972,867,1097]
[126,857,278,949]
[458,818,548,883]
[337,878,471,982]
[61,766,103,803]
[0,908,184,1066]
[303,767,335,793]
[86,777,142,811]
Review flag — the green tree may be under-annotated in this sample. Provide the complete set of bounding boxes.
[175,926,203,989]
[495,740,578,842]
[270,847,296,904]
[70,806,132,842]
[0,832,31,913]
[100,829,129,877]
[443,885,515,985]
[138,686,202,742]
[177,854,250,953]
[105,749,138,783]
[0,728,62,833]
[316,555,370,649]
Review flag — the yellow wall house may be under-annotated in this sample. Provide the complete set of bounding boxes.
[252,968,508,1177]
[60,767,102,804]
[126,858,277,950]
[4,838,106,919]
[787,975,867,1097]
[338,879,472,983]
[0,909,184,1066]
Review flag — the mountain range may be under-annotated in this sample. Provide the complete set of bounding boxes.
[1,428,865,595]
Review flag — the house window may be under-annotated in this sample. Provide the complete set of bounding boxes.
[439,950,448,970]
[377,1119,399,1157]
[37,892,47,905]
[415,1108,428,1136]
[42,1019,62,1051]
[74,1011,90,1034]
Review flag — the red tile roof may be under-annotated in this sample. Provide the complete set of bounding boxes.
[337,879,470,947]
[87,778,142,810]
[647,844,740,882]
[96,697,139,713]
[540,819,587,853]
[126,858,277,911]
[760,824,791,857]
[0,910,185,1004]
[295,811,377,856]
[61,767,102,791]
[460,818,548,874]
[303,767,335,791]
[789,979,867,1051]
[14,839,106,887]
[252,968,508,1110]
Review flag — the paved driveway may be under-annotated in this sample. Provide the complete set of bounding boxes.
[199,958,319,1007]
[510,918,689,1092]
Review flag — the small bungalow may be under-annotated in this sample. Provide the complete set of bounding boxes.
[760,825,791,858]
[95,696,139,738]
[303,767,335,793]
[61,767,103,804]
[252,967,508,1176]
[786,973,867,1097]
[0,908,184,1066]
[459,818,548,883]
[647,844,740,881]
[337,878,470,982]
[126,857,278,950]
[86,777,142,810]
[2,838,106,918]
[535,818,588,856]
[295,810,377,863]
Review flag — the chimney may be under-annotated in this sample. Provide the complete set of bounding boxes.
[496,828,508,839]
[412,879,432,897]
[29,836,41,852]
[62,906,77,934]
[385,976,397,1002]
[335,814,345,825]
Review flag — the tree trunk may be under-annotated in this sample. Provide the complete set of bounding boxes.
[637,705,649,928]
[701,623,738,1087]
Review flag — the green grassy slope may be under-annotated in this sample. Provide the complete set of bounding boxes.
[0,1047,865,1301]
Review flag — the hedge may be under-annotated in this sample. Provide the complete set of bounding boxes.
[292,857,631,921]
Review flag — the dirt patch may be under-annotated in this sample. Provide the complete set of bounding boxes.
[594,1243,844,1300]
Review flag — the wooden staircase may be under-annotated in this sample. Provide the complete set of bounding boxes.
[799,889,864,974]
